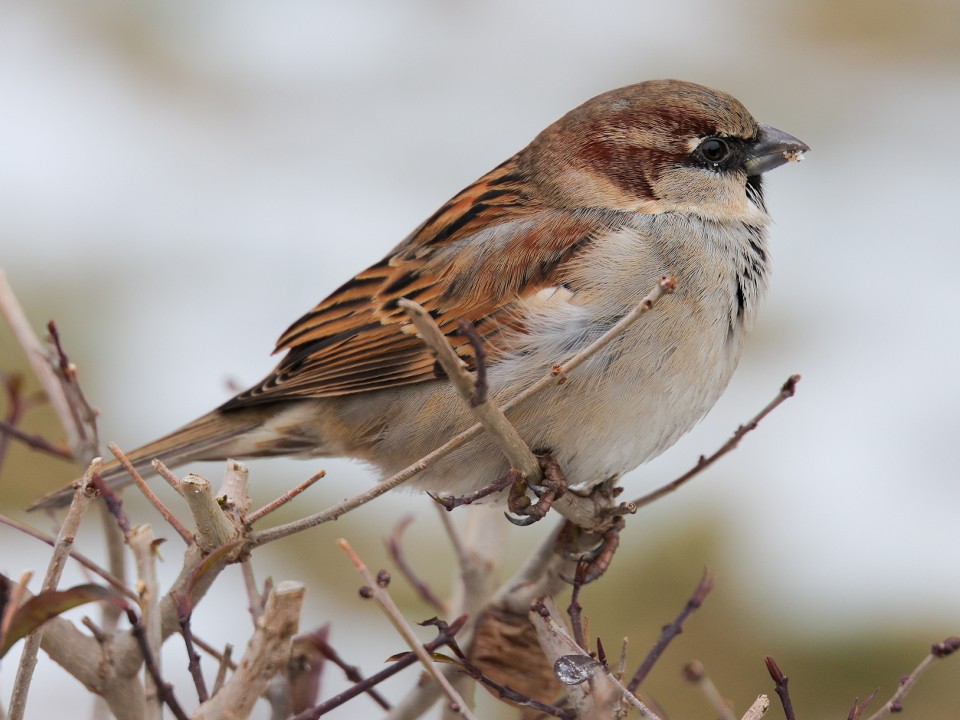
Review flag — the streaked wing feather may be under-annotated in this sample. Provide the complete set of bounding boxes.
[222,160,622,408]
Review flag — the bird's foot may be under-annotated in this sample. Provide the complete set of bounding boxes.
[505,451,567,526]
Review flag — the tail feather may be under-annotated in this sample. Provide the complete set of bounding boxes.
[29,408,267,511]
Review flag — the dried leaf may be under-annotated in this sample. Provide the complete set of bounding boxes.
[1,583,126,657]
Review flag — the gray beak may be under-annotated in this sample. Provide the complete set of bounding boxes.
[744,123,810,176]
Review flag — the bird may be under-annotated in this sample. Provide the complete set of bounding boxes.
[33,79,808,511]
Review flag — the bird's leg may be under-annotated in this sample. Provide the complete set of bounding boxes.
[505,451,567,526]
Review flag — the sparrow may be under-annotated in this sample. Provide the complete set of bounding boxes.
[33,79,808,510]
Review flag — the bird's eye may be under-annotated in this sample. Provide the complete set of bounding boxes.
[698,138,730,164]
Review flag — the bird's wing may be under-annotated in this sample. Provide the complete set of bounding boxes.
[222,160,626,407]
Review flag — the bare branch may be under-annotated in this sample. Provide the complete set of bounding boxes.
[386,515,449,615]
[338,539,478,719]
[682,660,736,720]
[863,637,960,720]
[627,569,715,693]
[109,442,192,544]
[399,297,541,482]
[741,694,771,720]
[764,656,797,720]
[0,270,96,461]
[8,458,99,720]
[194,581,305,720]
[246,468,326,524]
[631,374,800,510]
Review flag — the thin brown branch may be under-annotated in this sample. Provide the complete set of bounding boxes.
[109,442,192,544]
[399,297,541,481]
[338,539,477,719]
[0,419,73,460]
[682,660,737,720]
[0,513,135,599]
[292,616,467,719]
[176,598,209,702]
[386,515,449,615]
[626,569,715,694]
[246,468,326,524]
[863,636,960,720]
[0,270,94,461]
[311,632,392,710]
[631,374,800,510]
[457,320,488,406]
[764,656,797,720]
[126,607,189,720]
[9,459,100,720]
[151,459,183,491]
[567,560,589,650]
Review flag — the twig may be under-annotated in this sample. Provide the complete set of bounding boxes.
[631,375,800,510]
[848,690,879,720]
[0,270,94,460]
[457,321,488,406]
[194,581,305,720]
[399,298,540,481]
[626,569,715,694]
[311,632,392,710]
[764,656,797,720]
[151,459,183,491]
[109,442,192,544]
[742,694,771,720]
[130,525,163,720]
[173,591,209,703]
[386,515,449,614]
[211,643,234,694]
[126,606,189,720]
[46,320,99,459]
[246,468,326,524]
[241,558,264,624]
[90,472,133,539]
[0,420,72,459]
[8,459,100,720]
[179,473,239,552]
[683,660,737,720]
[251,277,675,546]
[863,636,960,720]
[567,560,589,650]
[293,616,467,719]
[0,513,135,598]
[338,539,477,719]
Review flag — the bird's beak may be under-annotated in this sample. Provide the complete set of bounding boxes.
[745,123,810,176]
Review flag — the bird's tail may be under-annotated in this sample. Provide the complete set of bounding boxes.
[28,406,270,511]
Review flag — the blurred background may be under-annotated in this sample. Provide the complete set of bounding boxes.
[1,0,958,717]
